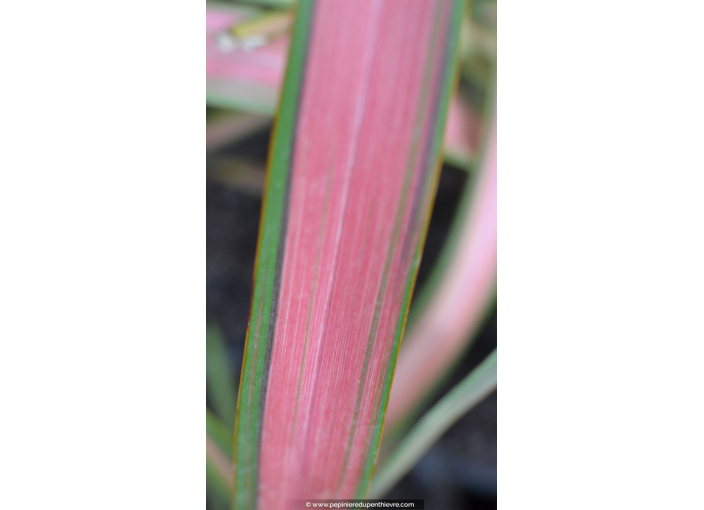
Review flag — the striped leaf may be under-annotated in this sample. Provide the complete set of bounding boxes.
[371,349,497,497]
[206,4,288,113]
[205,4,476,168]
[233,1,463,508]
[385,106,497,434]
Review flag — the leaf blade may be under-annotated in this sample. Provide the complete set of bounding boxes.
[205,4,475,168]
[385,107,497,434]
[206,323,237,429]
[370,349,497,497]
[233,1,464,508]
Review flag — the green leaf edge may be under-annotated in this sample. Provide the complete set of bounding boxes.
[370,349,497,497]
[231,0,313,508]
[356,0,466,498]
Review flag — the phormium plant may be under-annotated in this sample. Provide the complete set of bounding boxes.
[205,1,497,508]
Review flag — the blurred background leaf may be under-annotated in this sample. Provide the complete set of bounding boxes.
[206,323,237,429]
[371,349,497,497]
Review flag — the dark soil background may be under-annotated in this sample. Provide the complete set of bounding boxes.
[207,126,497,510]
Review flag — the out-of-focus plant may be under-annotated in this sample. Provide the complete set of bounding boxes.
[206,4,288,113]
[371,349,497,497]
[206,323,237,429]
[384,103,497,438]
[206,3,482,170]
[205,0,497,507]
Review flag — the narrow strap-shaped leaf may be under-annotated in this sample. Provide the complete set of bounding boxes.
[385,107,497,434]
[205,4,475,167]
[207,111,271,153]
[206,323,237,428]
[207,433,234,503]
[207,409,234,503]
[207,408,233,458]
[444,96,482,170]
[206,5,286,113]
[229,0,294,8]
[370,349,497,497]
[233,1,463,508]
